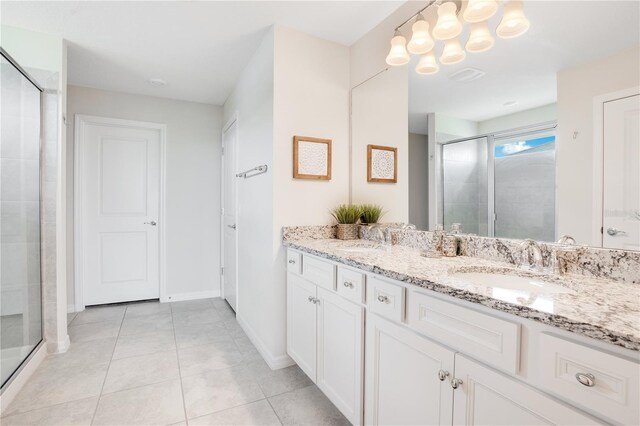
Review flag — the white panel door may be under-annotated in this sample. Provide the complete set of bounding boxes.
[80,117,161,305]
[286,273,317,381]
[365,314,455,426]
[316,287,363,425]
[222,120,238,311]
[603,94,640,250]
[452,354,601,426]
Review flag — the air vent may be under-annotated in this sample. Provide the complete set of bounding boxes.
[448,67,486,82]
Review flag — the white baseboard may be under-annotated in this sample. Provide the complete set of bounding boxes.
[236,313,294,370]
[164,290,221,303]
[46,334,70,354]
[0,342,47,411]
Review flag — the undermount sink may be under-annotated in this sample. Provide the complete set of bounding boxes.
[338,246,385,253]
[451,271,576,295]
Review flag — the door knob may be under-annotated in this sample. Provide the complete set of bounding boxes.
[606,227,626,236]
[144,221,157,226]
[227,224,237,230]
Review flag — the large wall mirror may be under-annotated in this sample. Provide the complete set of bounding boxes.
[351,0,640,250]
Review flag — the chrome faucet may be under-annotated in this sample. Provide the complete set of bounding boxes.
[518,239,543,272]
[557,235,576,245]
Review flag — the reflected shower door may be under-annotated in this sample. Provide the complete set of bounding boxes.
[494,132,556,241]
[441,137,489,236]
[0,52,43,387]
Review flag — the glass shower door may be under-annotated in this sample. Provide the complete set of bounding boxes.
[441,137,490,236]
[0,51,43,387]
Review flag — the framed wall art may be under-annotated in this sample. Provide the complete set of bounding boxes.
[293,136,332,180]
[367,144,397,183]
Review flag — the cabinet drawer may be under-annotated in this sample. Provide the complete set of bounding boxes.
[367,276,405,323]
[302,255,336,291]
[407,291,521,374]
[287,250,302,275]
[336,266,365,304]
[539,333,639,425]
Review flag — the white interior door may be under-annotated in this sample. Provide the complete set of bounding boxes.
[222,120,238,311]
[603,94,640,250]
[78,116,162,306]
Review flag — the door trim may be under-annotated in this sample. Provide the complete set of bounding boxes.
[220,113,239,311]
[74,114,167,311]
[591,86,640,247]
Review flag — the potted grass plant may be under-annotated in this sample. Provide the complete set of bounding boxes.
[360,204,384,225]
[330,204,363,240]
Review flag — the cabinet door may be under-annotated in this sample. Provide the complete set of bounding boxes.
[452,354,602,426]
[286,272,317,380]
[365,314,455,426]
[317,287,364,425]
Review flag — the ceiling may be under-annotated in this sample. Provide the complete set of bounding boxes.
[408,0,640,133]
[1,0,403,105]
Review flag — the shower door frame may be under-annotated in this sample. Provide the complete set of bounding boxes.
[436,121,557,238]
[0,47,45,391]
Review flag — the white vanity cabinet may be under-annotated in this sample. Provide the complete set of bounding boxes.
[452,355,601,426]
[365,314,454,426]
[286,257,364,425]
[286,248,637,426]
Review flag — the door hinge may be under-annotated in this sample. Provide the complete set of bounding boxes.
[221,146,225,156]
[221,267,224,276]
[600,226,604,234]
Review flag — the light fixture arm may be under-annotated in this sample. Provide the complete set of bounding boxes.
[394,0,439,31]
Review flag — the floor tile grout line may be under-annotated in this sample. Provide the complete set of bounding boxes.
[88,306,126,425]
[0,395,99,420]
[171,305,191,426]
[265,396,285,426]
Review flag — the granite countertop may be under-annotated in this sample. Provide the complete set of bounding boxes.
[284,238,640,351]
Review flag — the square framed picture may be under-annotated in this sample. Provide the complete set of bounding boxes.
[293,136,332,180]
[367,144,397,183]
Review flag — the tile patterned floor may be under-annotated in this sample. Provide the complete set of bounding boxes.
[1,298,349,425]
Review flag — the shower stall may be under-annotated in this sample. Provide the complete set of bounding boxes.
[439,121,557,242]
[0,47,44,389]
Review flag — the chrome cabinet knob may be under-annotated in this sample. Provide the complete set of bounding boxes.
[451,378,463,389]
[438,370,450,381]
[343,281,354,288]
[377,294,389,303]
[308,296,314,303]
[307,296,319,304]
[288,259,296,264]
[144,221,157,226]
[607,227,626,236]
[575,372,595,387]
[227,224,237,230]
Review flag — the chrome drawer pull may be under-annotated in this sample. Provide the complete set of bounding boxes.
[288,259,296,264]
[377,294,389,303]
[575,373,595,387]
[451,378,463,389]
[343,281,354,288]
[438,370,450,381]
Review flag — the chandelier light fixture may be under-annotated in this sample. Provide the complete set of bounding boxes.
[386,0,530,75]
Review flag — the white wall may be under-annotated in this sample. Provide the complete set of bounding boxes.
[557,46,640,245]
[66,86,223,304]
[478,103,557,134]
[222,29,278,365]
[273,26,350,229]
[408,132,429,230]
[223,25,351,368]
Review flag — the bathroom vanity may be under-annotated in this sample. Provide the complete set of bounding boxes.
[284,236,639,426]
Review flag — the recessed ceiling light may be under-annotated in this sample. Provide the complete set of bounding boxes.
[503,101,518,107]
[148,78,167,87]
